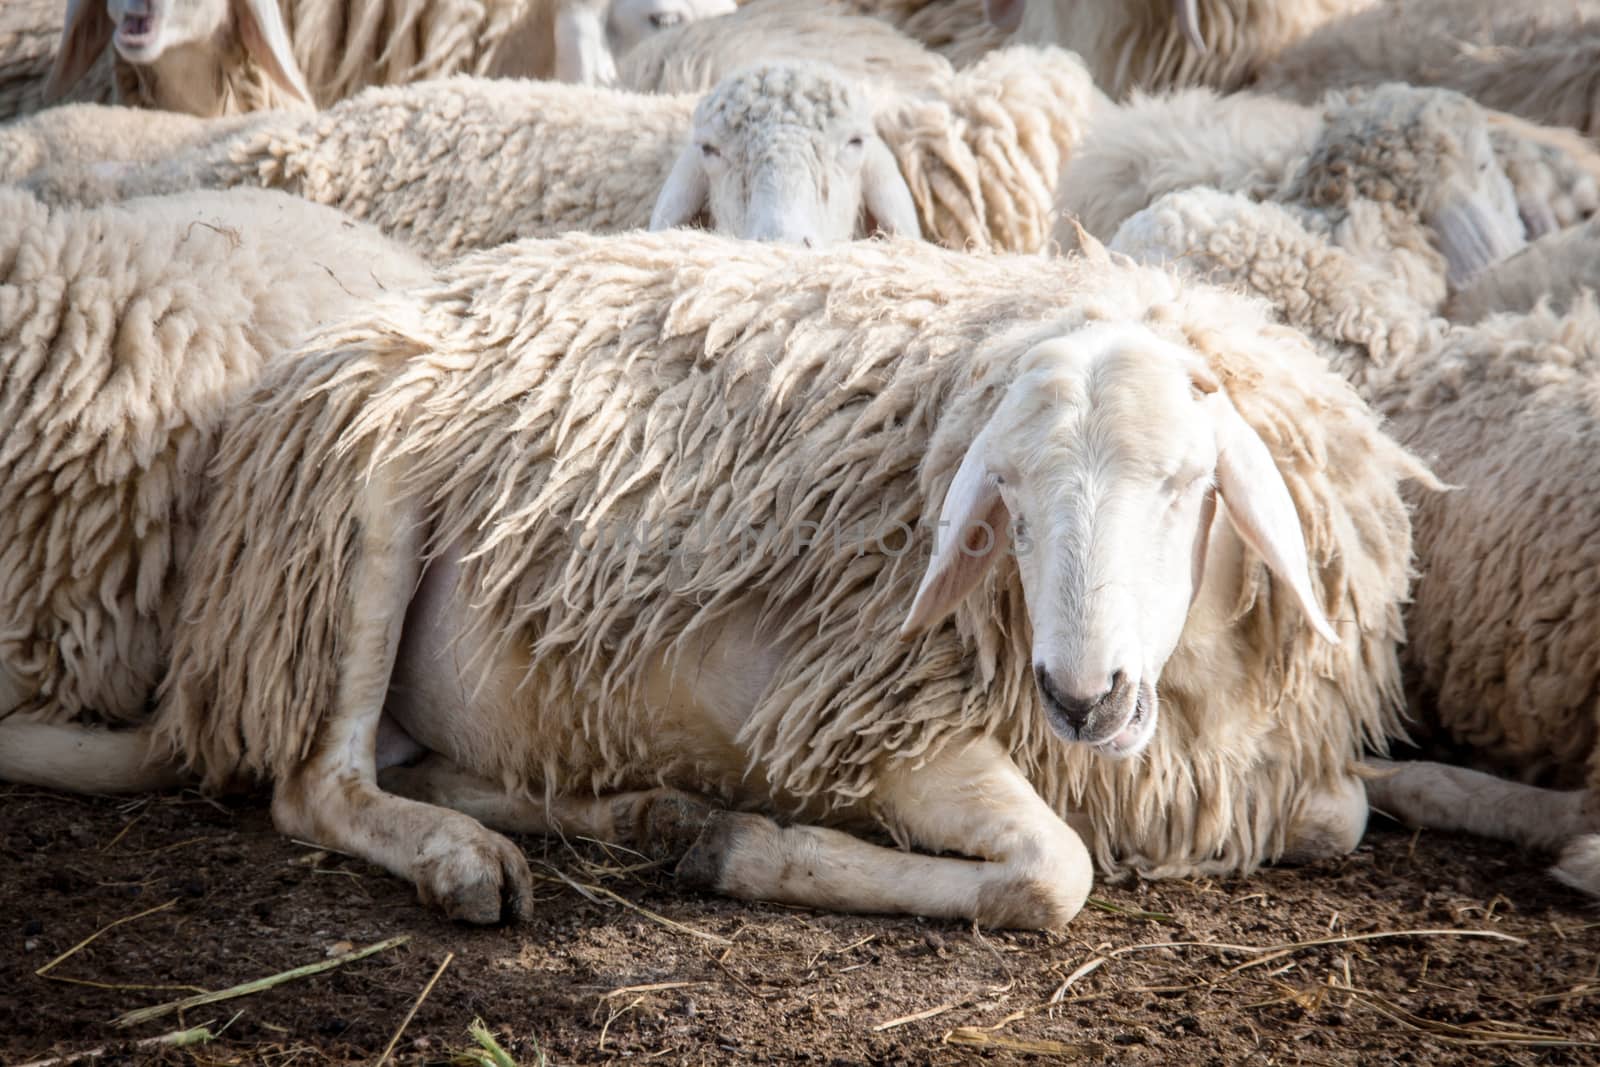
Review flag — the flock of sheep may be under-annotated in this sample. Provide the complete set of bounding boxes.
[1,0,1599,932]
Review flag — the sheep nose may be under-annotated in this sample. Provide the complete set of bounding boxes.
[802,237,814,249]
[1035,667,1122,733]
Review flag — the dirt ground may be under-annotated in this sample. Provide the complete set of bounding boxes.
[3,784,1597,1066]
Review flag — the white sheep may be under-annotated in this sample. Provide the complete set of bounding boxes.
[650,63,920,244]
[0,229,1426,927]
[22,67,917,256]
[30,0,731,121]
[845,0,1007,68]
[1107,187,1600,896]
[45,0,315,116]
[1254,0,1600,137]
[1060,84,1528,306]
[1446,218,1600,324]
[28,47,1096,257]
[0,186,431,748]
[995,0,1374,98]
[1,0,88,120]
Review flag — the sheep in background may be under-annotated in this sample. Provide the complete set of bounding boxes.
[618,1,955,95]
[1106,187,1600,897]
[27,0,730,122]
[650,63,919,243]
[0,103,254,182]
[1060,84,1528,307]
[1255,0,1600,137]
[0,229,1425,927]
[45,0,314,116]
[0,186,431,748]
[1056,86,1600,251]
[27,47,1093,256]
[993,0,1373,98]
[1446,219,1600,324]
[846,0,1007,67]
[1,0,95,120]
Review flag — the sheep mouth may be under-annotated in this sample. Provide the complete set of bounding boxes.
[115,14,158,53]
[1091,682,1159,760]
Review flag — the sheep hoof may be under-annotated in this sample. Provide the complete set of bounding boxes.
[638,790,718,863]
[412,816,537,925]
[673,810,765,891]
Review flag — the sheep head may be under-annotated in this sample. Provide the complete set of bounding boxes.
[1290,84,1527,289]
[606,0,737,57]
[47,0,311,110]
[650,63,921,246]
[901,321,1336,758]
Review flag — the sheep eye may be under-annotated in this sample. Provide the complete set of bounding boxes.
[846,135,865,149]
[699,143,719,159]
[649,11,683,29]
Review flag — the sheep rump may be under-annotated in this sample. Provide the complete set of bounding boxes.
[156,229,1424,880]
[0,186,430,728]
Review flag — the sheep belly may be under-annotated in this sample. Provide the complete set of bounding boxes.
[384,544,787,799]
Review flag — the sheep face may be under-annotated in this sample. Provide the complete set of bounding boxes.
[48,0,310,108]
[650,64,921,246]
[607,0,737,56]
[1292,85,1527,289]
[902,322,1336,759]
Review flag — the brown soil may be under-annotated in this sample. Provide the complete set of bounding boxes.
[3,784,1597,1066]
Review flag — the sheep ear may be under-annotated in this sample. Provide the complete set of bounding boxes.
[861,138,921,239]
[982,0,1025,33]
[901,433,1011,637]
[1431,191,1527,289]
[233,0,313,105]
[1209,389,1339,644]
[650,145,709,231]
[46,0,113,103]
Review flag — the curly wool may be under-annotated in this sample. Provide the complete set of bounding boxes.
[880,44,1101,253]
[692,63,862,146]
[157,229,1424,880]
[0,187,430,727]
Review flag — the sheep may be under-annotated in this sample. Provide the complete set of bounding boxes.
[1107,188,1600,895]
[617,1,955,96]
[1059,84,1528,308]
[28,46,1095,257]
[1055,86,1600,252]
[31,0,731,122]
[0,103,255,183]
[45,0,315,117]
[1254,0,1600,137]
[649,63,920,244]
[995,0,1374,99]
[1446,218,1600,324]
[0,186,432,741]
[21,67,917,256]
[0,227,1427,926]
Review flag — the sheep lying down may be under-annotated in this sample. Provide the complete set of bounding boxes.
[0,233,1427,928]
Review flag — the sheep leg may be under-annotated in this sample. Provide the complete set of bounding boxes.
[269,484,537,925]
[379,753,721,862]
[1365,758,1598,852]
[1280,774,1369,863]
[674,736,1094,930]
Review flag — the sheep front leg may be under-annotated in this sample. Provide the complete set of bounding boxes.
[270,483,536,925]
[676,736,1094,930]
[380,753,721,862]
